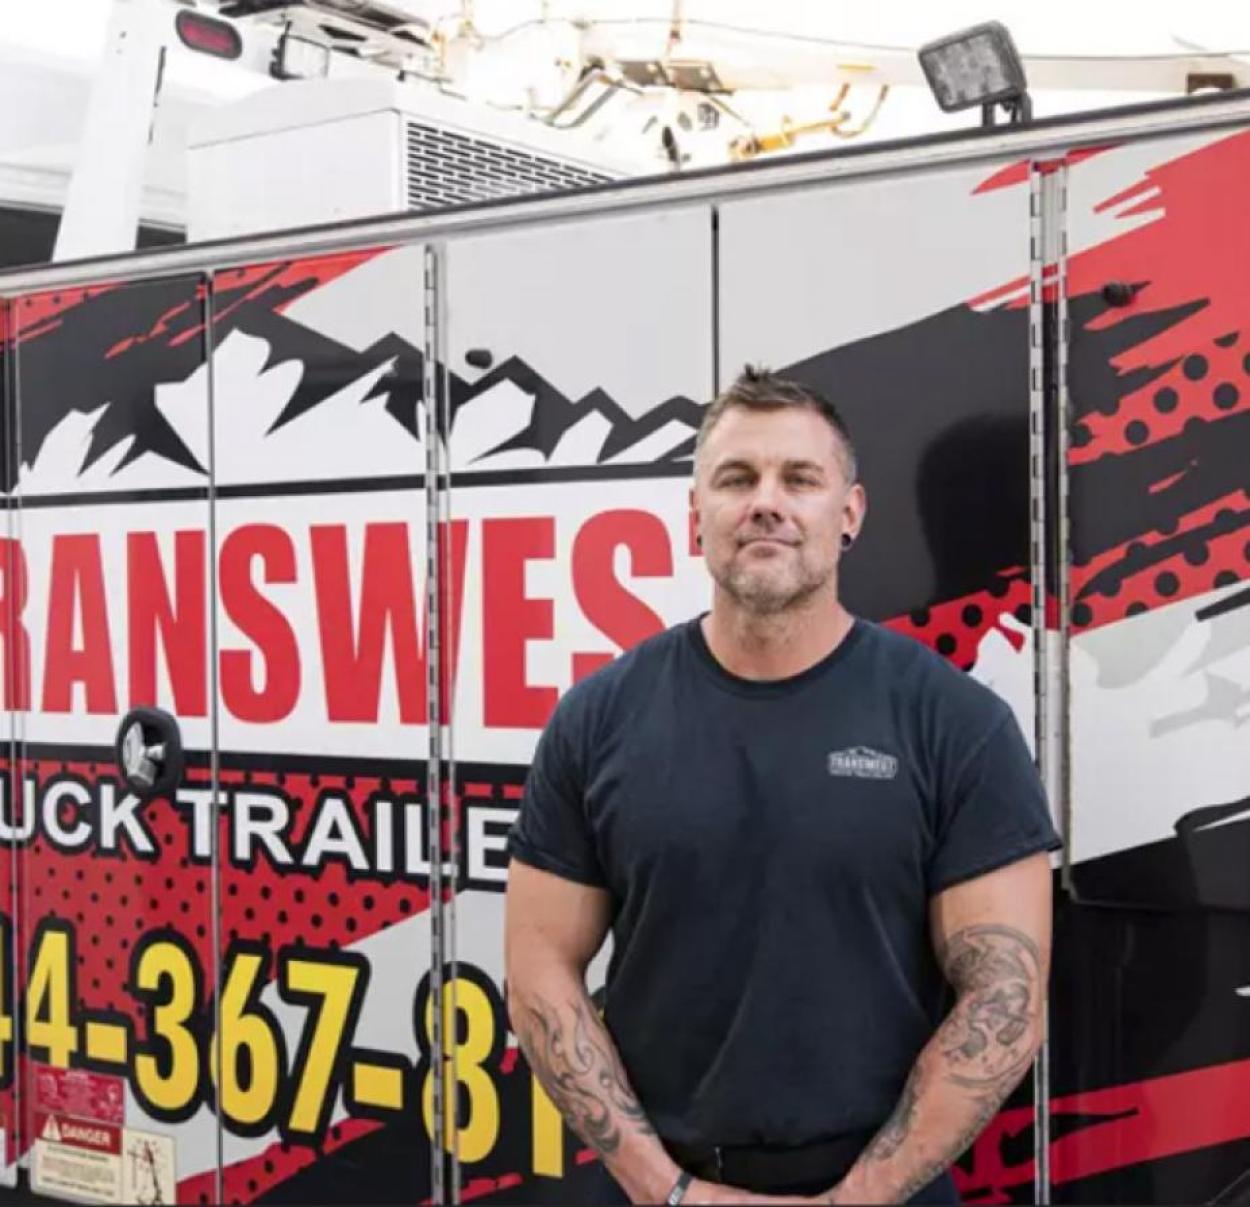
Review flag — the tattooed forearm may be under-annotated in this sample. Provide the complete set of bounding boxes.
[865,1064,921,1160]
[513,993,654,1159]
[883,1090,1002,1204]
[936,923,1041,1090]
[834,923,1044,1204]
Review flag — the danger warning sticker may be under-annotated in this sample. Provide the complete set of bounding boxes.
[37,1113,122,1156]
[33,1112,123,1203]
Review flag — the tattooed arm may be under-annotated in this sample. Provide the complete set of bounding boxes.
[828,853,1053,1205]
[505,861,799,1206]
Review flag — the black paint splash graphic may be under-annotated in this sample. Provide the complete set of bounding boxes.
[0,269,1036,627]
[1068,289,1250,577]
[4,254,1245,632]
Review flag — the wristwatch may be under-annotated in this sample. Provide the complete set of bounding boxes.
[666,1171,694,1205]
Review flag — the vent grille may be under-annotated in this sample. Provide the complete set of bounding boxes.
[405,120,612,210]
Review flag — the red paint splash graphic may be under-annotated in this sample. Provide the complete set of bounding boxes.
[1065,129,1250,469]
[971,128,1250,344]
[883,574,1032,670]
[955,1056,1250,1203]
[209,249,386,332]
[1068,129,1250,365]
[462,1172,526,1201]
[966,147,1118,309]
[973,145,1115,195]
[7,248,388,353]
[6,285,119,344]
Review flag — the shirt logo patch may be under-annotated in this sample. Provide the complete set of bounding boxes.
[827,746,899,780]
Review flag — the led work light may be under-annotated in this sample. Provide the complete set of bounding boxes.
[918,22,1032,126]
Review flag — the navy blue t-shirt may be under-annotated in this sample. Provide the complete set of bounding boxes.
[508,618,1060,1148]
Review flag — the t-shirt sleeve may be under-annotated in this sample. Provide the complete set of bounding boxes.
[927,706,1063,895]
[507,692,607,888]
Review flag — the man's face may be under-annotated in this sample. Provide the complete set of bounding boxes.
[692,405,865,616]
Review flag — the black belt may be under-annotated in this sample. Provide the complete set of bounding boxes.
[664,1130,875,1193]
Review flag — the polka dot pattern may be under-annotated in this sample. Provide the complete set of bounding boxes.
[1071,326,1250,465]
[1070,490,1250,629]
[218,766,432,954]
[884,575,1033,670]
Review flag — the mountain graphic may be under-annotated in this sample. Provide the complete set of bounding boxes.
[1,270,706,488]
[445,355,704,464]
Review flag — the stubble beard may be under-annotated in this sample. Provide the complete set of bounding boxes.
[716,549,835,617]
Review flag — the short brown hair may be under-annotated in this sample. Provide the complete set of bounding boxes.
[695,365,858,481]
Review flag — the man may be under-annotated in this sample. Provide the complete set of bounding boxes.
[505,367,1061,1205]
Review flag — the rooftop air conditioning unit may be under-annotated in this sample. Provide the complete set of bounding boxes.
[187,77,637,241]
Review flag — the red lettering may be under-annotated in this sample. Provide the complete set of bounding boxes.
[42,534,116,714]
[0,539,30,709]
[220,525,300,723]
[311,522,424,723]
[433,521,469,721]
[571,511,671,681]
[127,530,206,713]
[482,517,557,728]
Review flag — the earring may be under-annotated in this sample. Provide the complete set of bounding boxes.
[841,533,854,551]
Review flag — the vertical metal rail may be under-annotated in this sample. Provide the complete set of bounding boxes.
[1054,164,1075,900]
[204,273,225,1206]
[423,244,449,1206]
[436,252,462,1207]
[1027,162,1052,1207]
[1028,156,1073,1207]
[3,297,24,1188]
[711,206,721,398]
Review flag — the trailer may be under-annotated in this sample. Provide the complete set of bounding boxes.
[0,84,1248,1206]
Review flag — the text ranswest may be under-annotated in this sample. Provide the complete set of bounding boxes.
[0,505,698,732]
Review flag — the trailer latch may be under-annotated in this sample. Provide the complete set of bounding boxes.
[115,707,184,801]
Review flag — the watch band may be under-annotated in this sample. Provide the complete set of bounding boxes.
[666,1170,694,1206]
